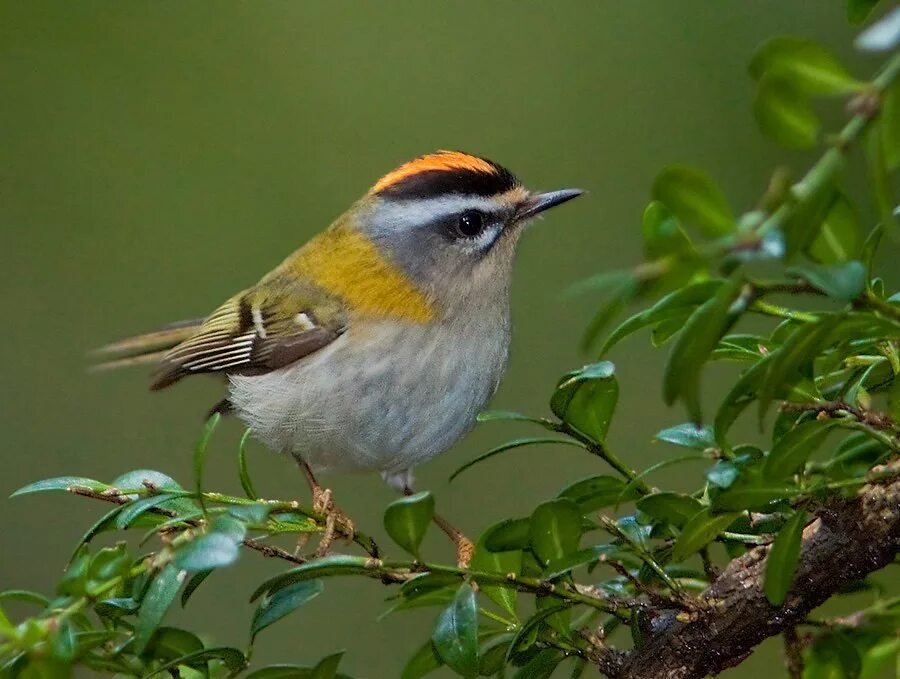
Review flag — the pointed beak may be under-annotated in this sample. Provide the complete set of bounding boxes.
[516,188,585,222]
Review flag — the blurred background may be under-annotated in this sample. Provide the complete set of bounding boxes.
[1,2,889,676]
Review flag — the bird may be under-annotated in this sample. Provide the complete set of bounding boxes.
[94,150,583,564]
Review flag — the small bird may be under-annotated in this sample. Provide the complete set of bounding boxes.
[95,150,583,563]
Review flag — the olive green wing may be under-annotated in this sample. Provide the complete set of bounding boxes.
[151,277,347,390]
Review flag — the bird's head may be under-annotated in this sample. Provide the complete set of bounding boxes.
[342,150,583,314]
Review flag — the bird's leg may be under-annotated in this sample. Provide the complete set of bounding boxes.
[398,478,474,568]
[298,460,355,558]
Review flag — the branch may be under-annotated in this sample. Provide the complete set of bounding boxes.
[606,458,900,679]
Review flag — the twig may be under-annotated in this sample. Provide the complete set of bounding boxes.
[783,627,805,679]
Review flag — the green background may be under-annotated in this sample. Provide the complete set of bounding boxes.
[0,2,887,676]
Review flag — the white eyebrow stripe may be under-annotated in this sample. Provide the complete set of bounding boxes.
[370,194,508,235]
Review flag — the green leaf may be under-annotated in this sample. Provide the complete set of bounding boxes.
[477,410,546,425]
[712,484,797,512]
[749,36,859,95]
[470,533,520,617]
[514,648,564,678]
[450,438,582,482]
[181,569,212,607]
[142,626,204,664]
[754,74,820,149]
[641,200,694,259]
[67,506,123,565]
[251,556,372,601]
[636,492,704,527]
[664,277,744,421]
[11,476,109,498]
[557,475,637,513]
[482,518,531,552]
[194,414,221,513]
[655,423,715,450]
[116,493,189,529]
[529,499,582,565]
[401,640,443,679]
[478,634,514,676]
[600,280,723,356]
[764,510,807,606]
[764,419,836,481]
[786,261,866,301]
[506,604,569,662]
[758,315,842,419]
[133,564,186,653]
[174,533,240,572]
[808,193,860,264]
[550,361,618,442]
[251,580,324,641]
[882,79,900,170]
[543,545,615,580]
[651,166,735,237]
[238,429,258,500]
[151,647,247,676]
[672,509,738,562]
[432,584,479,677]
[0,590,49,608]
[847,0,882,24]
[383,491,435,558]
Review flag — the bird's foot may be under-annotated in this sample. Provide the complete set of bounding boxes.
[311,485,355,558]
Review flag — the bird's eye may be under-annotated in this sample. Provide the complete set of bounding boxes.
[456,210,485,238]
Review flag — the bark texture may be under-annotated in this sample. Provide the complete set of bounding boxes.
[605,463,900,679]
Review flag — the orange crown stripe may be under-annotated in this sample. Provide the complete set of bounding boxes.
[371,151,500,193]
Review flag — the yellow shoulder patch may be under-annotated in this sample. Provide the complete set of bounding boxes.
[280,227,434,323]
[371,150,500,194]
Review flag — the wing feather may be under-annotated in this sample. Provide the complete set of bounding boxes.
[150,277,347,390]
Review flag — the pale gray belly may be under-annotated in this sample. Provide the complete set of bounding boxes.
[227,319,509,474]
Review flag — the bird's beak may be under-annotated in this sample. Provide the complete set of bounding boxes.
[516,188,585,222]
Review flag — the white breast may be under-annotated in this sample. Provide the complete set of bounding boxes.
[227,314,510,476]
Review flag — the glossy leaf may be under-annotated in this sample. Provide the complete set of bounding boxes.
[651,166,735,237]
[133,564,186,653]
[600,280,723,355]
[764,419,836,481]
[482,518,531,552]
[506,603,569,662]
[808,193,860,264]
[655,423,715,450]
[251,556,372,601]
[712,484,797,512]
[450,438,582,482]
[672,509,738,562]
[664,277,743,421]
[251,580,324,641]
[384,491,434,558]
[174,533,240,572]
[116,493,189,529]
[470,533,520,617]
[432,584,479,677]
[238,429,258,500]
[151,647,247,676]
[754,74,819,149]
[758,316,842,419]
[181,569,212,607]
[641,200,693,259]
[550,361,618,442]
[194,413,221,512]
[749,36,858,95]
[786,261,866,301]
[11,476,108,498]
[764,510,807,606]
[636,492,704,527]
[529,499,582,565]
[557,475,637,513]
[544,545,616,580]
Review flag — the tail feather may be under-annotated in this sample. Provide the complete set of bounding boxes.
[91,319,204,378]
